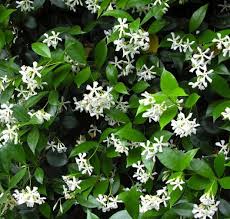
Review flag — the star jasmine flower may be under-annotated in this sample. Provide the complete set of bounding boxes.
[0,124,19,145]
[113,18,128,38]
[75,153,94,175]
[192,193,219,219]
[167,33,184,52]
[221,107,230,121]
[43,31,62,49]
[28,109,51,123]
[171,112,200,137]
[88,124,102,138]
[63,0,83,12]
[218,0,230,14]
[142,102,167,123]
[96,195,120,212]
[115,96,129,112]
[85,0,100,13]
[62,175,82,191]
[16,0,34,12]
[139,92,155,106]
[13,186,46,207]
[46,139,67,153]
[0,103,15,124]
[137,65,157,81]
[213,33,230,57]
[215,140,229,159]
[166,177,185,191]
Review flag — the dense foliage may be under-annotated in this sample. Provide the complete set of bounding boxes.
[0,0,229,218]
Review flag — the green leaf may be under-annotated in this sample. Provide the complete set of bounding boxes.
[87,210,99,219]
[25,91,48,108]
[39,203,51,219]
[0,6,15,23]
[70,141,99,157]
[93,180,109,196]
[187,175,210,190]
[132,81,149,94]
[127,148,142,167]
[110,210,132,219]
[27,127,40,154]
[94,39,107,69]
[102,9,134,21]
[74,67,91,88]
[53,64,71,88]
[9,167,27,189]
[13,105,30,122]
[114,82,129,94]
[189,159,215,179]
[32,42,51,58]
[34,167,44,184]
[185,93,200,108]
[106,64,118,84]
[212,100,230,120]
[106,108,130,123]
[157,148,198,172]
[0,30,5,50]
[48,90,59,105]
[219,199,230,217]
[213,64,230,76]
[148,19,167,34]
[160,70,178,95]
[159,105,178,129]
[211,74,230,98]
[119,188,141,219]
[219,177,230,189]
[214,153,225,178]
[116,123,146,142]
[189,4,208,32]
[173,202,193,217]
[65,40,87,65]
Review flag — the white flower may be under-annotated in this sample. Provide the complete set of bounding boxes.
[0,75,10,92]
[153,0,169,13]
[132,161,156,183]
[76,135,86,145]
[0,103,15,124]
[212,33,230,57]
[62,175,81,191]
[215,140,229,159]
[28,109,51,123]
[13,186,46,207]
[75,153,94,175]
[88,124,102,138]
[192,193,219,219]
[96,194,120,212]
[103,133,129,155]
[171,112,200,138]
[19,62,42,84]
[140,188,170,213]
[142,102,167,123]
[85,0,100,13]
[16,0,34,12]
[218,0,230,14]
[43,31,62,49]
[0,124,19,145]
[73,81,115,119]
[115,96,129,113]
[113,18,128,38]
[63,0,83,11]
[166,177,185,191]
[46,139,67,153]
[137,65,157,81]
[222,107,230,121]
[141,137,169,160]
[139,91,155,106]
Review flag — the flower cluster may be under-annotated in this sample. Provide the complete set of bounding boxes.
[43,31,62,49]
[13,186,46,208]
[192,193,219,219]
[75,153,94,175]
[47,139,67,153]
[96,194,120,212]
[140,187,170,213]
[73,81,115,119]
[213,33,230,57]
[189,48,214,90]
[171,112,200,138]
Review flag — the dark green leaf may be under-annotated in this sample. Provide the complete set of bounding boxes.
[70,141,99,157]
[219,177,230,189]
[95,39,107,69]
[27,127,40,154]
